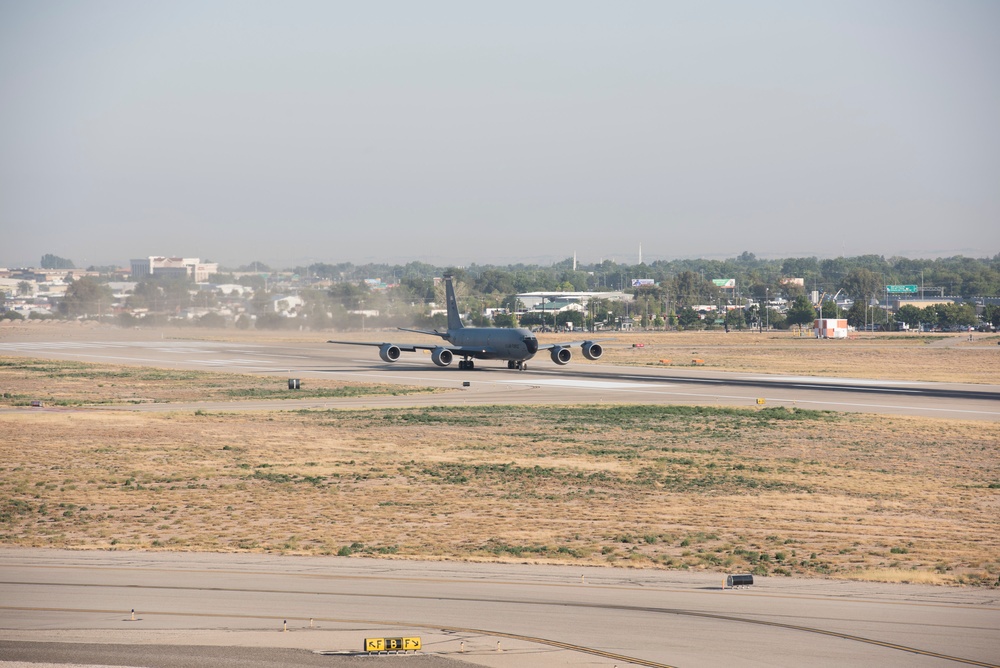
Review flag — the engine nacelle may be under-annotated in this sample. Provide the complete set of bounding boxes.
[379,343,402,363]
[431,347,454,367]
[582,341,603,361]
[550,346,572,365]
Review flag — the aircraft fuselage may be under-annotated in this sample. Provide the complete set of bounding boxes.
[446,327,539,361]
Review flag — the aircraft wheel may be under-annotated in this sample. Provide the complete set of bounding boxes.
[521,362,527,371]
[468,360,475,370]
[507,360,515,369]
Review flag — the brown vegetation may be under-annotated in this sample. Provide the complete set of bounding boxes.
[1,324,997,586]
[594,330,1000,384]
[1,400,997,586]
[0,357,438,406]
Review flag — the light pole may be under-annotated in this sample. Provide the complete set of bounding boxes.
[764,288,769,331]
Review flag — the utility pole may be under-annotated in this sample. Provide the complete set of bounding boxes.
[765,287,769,331]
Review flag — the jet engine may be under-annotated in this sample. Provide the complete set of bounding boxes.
[431,347,454,367]
[550,346,572,365]
[379,343,402,363]
[582,341,604,361]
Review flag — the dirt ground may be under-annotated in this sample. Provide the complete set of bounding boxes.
[0,321,997,586]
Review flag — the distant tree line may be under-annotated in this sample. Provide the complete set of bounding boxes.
[287,252,1000,301]
[40,254,75,269]
[9,252,998,331]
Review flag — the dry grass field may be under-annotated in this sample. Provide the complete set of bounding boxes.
[0,357,439,407]
[1,387,997,586]
[593,330,1000,384]
[0,323,997,586]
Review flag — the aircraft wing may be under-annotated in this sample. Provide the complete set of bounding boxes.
[327,340,491,355]
[535,339,609,350]
[328,340,439,352]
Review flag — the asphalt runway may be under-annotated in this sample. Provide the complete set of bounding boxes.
[0,335,998,420]
[1,549,998,668]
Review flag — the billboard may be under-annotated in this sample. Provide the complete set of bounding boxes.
[886,285,918,293]
[712,279,736,289]
[632,279,655,287]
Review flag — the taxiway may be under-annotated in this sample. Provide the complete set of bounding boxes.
[0,336,998,420]
[2,549,998,667]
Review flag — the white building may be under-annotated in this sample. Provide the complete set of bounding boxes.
[515,290,630,310]
[212,283,252,297]
[271,295,304,315]
[130,257,219,282]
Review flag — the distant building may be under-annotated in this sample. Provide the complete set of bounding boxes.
[212,283,252,297]
[130,257,218,282]
[516,290,630,310]
[271,295,304,315]
[891,297,955,310]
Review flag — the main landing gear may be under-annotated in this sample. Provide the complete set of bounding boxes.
[459,359,475,370]
[506,360,528,371]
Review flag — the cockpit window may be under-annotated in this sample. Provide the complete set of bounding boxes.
[524,336,538,354]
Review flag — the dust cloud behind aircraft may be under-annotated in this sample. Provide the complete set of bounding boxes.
[329,275,604,370]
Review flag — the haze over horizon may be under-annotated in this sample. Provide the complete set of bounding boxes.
[2,1,998,270]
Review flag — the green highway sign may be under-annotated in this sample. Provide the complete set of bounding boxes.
[886,285,918,293]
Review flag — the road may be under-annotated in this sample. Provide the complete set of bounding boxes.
[0,336,998,420]
[1,549,998,668]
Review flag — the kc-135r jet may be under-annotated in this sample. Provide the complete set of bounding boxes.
[328,274,605,370]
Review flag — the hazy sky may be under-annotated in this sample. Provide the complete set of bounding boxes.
[2,1,998,269]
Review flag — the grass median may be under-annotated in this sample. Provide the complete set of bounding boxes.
[0,357,440,406]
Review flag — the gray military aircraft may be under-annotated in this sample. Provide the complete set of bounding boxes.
[328,274,605,370]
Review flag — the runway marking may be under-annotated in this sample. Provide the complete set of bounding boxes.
[502,378,660,390]
[335,370,662,391]
[18,353,172,364]
[794,384,919,394]
[0,342,128,350]
[190,358,275,365]
[188,359,277,370]
[130,341,248,349]
[742,375,920,386]
[363,371,1000,418]
[231,350,309,359]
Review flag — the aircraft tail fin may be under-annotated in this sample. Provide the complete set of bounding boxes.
[444,274,464,331]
